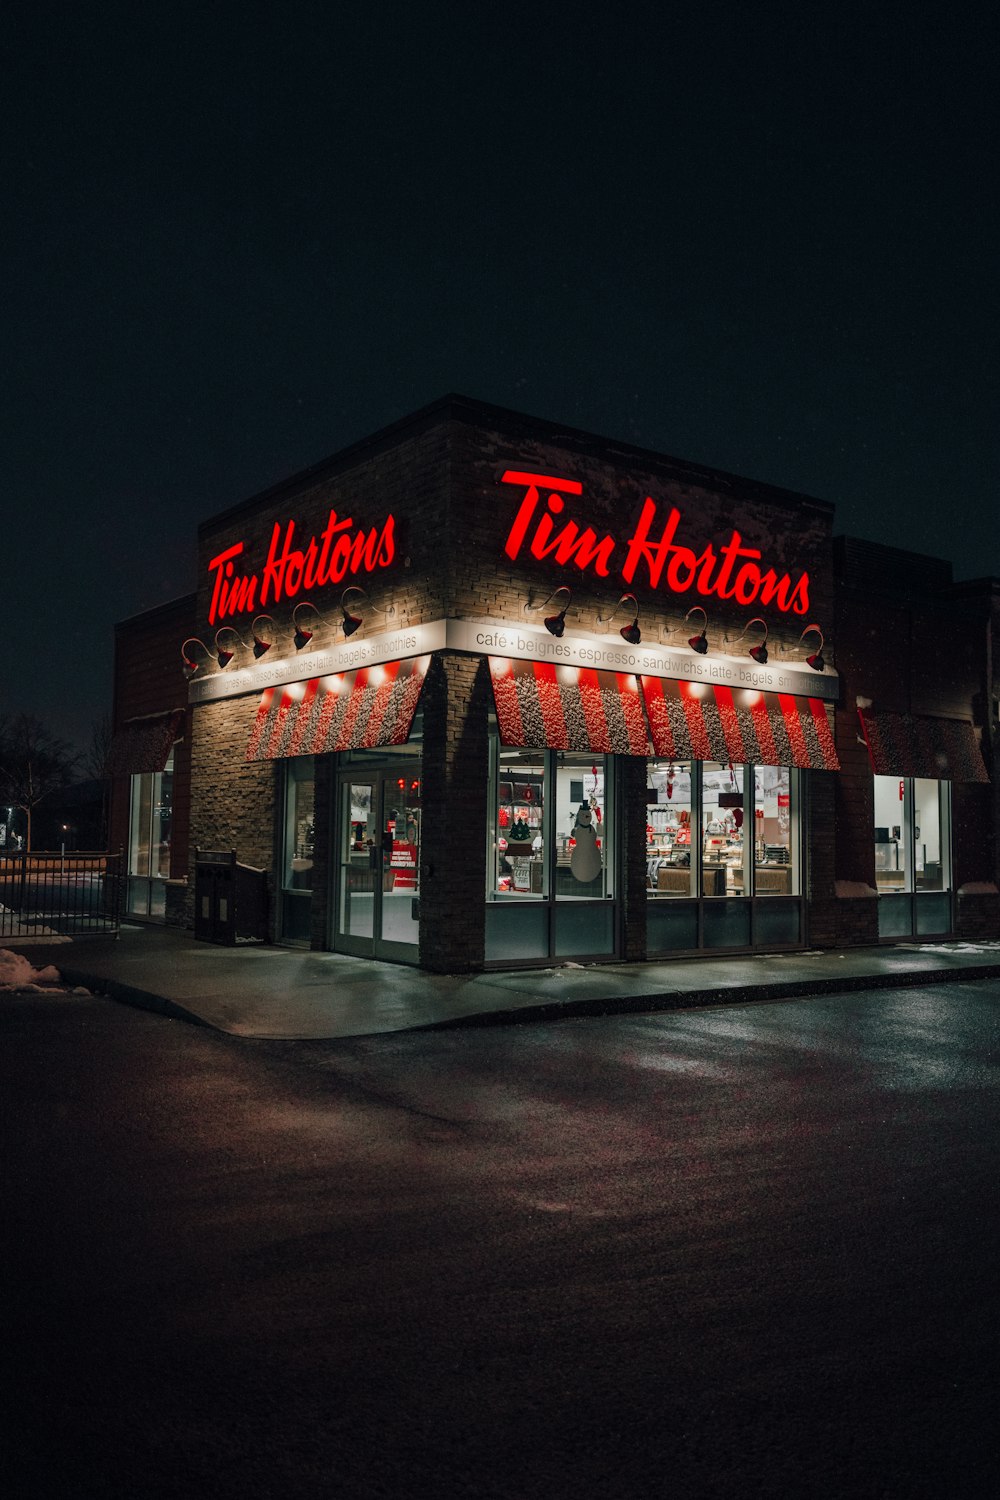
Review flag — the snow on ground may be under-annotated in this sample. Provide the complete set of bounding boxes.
[0,949,90,995]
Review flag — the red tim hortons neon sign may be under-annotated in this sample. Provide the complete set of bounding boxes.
[207,510,396,625]
[500,470,811,615]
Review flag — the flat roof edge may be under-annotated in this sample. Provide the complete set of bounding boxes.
[199,393,835,535]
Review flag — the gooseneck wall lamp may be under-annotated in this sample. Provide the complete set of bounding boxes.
[251,614,277,658]
[214,627,242,669]
[181,638,212,678]
[799,623,826,672]
[542,587,572,637]
[734,616,769,665]
[292,601,321,650]
[685,606,709,655]
[523,585,572,638]
[340,586,367,638]
[599,593,642,645]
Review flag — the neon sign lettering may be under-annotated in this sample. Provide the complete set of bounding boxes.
[501,470,810,615]
[207,509,396,625]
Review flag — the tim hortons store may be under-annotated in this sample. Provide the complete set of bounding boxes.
[109,396,996,972]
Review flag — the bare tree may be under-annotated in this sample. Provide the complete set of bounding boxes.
[84,713,113,848]
[83,712,112,782]
[0,714,80,853]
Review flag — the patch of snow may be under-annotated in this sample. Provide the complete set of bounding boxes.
[0,947,66,992]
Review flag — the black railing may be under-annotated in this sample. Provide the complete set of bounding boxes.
[0,850,124,940]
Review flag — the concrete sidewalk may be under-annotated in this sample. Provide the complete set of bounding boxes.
[10,923,1000,1039]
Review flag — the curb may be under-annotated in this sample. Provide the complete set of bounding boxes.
[55,966,213,1031]
[47,958,1000,1039]
[422,961,1000,1030]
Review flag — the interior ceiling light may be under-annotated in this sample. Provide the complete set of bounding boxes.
[292,601,321,650]
[685,606,709,655]
[600,593,642,645]
[800,623,826,672]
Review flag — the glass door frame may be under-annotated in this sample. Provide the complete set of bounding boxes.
[331,763,422,964]
[875,775,954,939]
[126,749,174,921]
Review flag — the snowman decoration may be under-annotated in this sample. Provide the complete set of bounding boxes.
[570,802,603,883]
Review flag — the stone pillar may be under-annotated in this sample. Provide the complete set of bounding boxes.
[418,652,490,972]
[618,755,649,961]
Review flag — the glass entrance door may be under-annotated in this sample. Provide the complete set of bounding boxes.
[335,769,421,961]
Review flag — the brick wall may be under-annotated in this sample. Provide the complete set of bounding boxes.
[110,593,196,890]
[617,755,650,960]
[187,694,278,933]
[448,411,834,657]
[418,651,490,972]
[833,544,998,945]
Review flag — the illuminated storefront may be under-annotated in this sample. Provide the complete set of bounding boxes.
[108,397,996,969]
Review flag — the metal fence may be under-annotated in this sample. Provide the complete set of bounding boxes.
[0,850,123,940]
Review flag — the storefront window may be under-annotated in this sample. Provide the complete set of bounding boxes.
[702,763,747,897]
[555,755,611,900]
[647,761,800,905]
[873,775,906,892]
[281,757,315,944]
[753,765,796,896]
[487,739,615,961]
[494,749,546,897]
[646,762,693,897]
[491,749,614,901]
[913,778,945,890]
[127,751,173,919]
[283,758,315,890]
[873,775,950,895]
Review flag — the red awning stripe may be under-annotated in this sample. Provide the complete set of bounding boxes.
[713,685,748,765]
[305,680,344,753]
[245,657,429,761]
[678,682,716,761]
[534,662,570,747]
[285,679,320,757]
[265,691,297,759]
[576,666,611,750]
[640,678,840,770]
[489,659,651,755]
[857,709,988,782]
[613,671,652,754]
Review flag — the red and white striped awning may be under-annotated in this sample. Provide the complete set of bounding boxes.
[640,677,840,771]
[109,708,186,775]
[857,709,988,782]
[246,656,429,762]
[489,659,650,755]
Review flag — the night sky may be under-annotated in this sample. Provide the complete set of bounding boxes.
[5,3,997,754]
